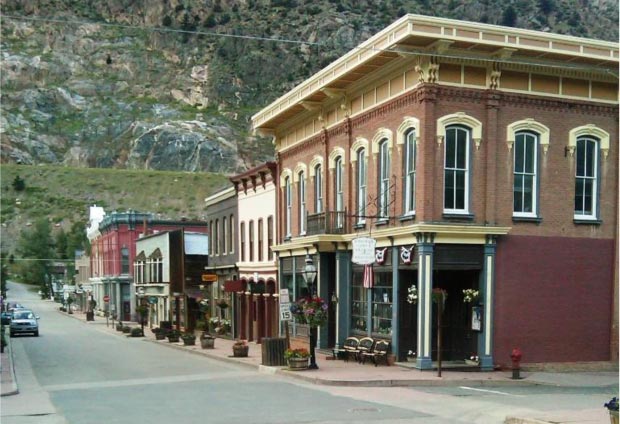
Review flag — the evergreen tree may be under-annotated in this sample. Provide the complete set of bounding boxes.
[501,6,517,27]
[56,229,68,260]
[16,219,54,287]
[12,175,25,191]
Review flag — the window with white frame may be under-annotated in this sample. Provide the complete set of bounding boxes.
[222,216,228,254]
[513,131,538,216]
[258,219,264,261]
[214,218,219,255]
[249,220,254,262]
[299,171,306,234]
[574,136,599,219]
[314,164,323,213]
[356,148,366,224]
[444,126,470,213]
[229,215,234,253]
[285,176,292,238]
[267,216,273,260]
[404,129,416,215]
[334,156,344,228]
[240,222,245,261]
[378,140,390,219]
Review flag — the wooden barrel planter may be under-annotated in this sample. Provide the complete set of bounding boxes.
[182,336,196,346]
[200,336,215,349]
[232,345,249,357]
[287,357,309,371]
[155,332,166,340]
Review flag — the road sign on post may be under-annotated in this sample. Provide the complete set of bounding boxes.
[103,295,110,303]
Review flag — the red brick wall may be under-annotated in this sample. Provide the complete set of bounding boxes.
[494,235,614,366]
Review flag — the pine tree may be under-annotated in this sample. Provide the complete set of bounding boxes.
[501,6,517,27]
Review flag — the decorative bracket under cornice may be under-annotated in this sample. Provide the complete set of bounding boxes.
[492,47,518,59]
[321,88,345,98]
[426,39,454,54]
[300,101,322,111]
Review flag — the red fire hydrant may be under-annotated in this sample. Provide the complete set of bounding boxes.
[510,348,522,379]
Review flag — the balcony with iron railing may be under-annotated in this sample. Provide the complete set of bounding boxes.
[306,209,349,235]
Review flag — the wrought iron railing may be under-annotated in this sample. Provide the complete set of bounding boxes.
[306,210,348,235]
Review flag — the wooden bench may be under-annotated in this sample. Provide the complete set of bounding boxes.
[354,337,375,363]
[361,340,391,366]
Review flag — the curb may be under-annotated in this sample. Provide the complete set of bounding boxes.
[1,333,19,397]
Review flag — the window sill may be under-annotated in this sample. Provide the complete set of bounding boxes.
[399,214,416,222]
[284,236,292,242]
[442,213,474,221]
[574,219,602,226]
[512,216,542,224]
[375,219,389,227]
[353,222,366,230]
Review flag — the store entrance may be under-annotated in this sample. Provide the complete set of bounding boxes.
[432,270,479,361]
[398,269,418,361]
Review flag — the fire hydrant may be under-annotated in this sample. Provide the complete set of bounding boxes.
[510,348,522,379]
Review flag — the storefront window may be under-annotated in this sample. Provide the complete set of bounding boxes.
[371,271,392,336]
[351,268,367,334]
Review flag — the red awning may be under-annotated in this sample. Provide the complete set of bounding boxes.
[224,280,247,293]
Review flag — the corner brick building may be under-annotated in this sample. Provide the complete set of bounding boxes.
[252,15,618,368]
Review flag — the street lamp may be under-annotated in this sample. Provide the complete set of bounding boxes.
[137,286,146,335]
[301,254,319,369]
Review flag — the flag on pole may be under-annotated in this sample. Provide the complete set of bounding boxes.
[363,264,374,288]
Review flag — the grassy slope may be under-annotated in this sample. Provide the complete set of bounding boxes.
[0,164,230,253]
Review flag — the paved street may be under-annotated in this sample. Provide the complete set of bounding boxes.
[2,281,617,424]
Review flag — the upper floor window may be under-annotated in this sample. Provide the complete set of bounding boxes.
[209,220,214,255]
[229,215,234,254]
[267,216,273,261]
[356,148,367,224]
[404,130,416,215]
[513,131,538,217]
[258,219,264,261]
[214,219,219,255]
[334,156,344,228]
[378,140,390,219]
[299,171,306,235]
[222,216,228,254]
[574,136,599,220]
[240,222,246,261]
[121,247,130,274]
[314,164,323,213]
[285,176,292,238]
[249,220,255,261]
[444,126,470,214]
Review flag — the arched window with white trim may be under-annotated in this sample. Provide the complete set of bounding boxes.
[378,139,391,219]
[334,156,344,229]
[298,171,306,235]
[574,136,599,220]
[356,148,367,224]
[513,131,539,217]
[314,164,323,213]
[403,129,416,215]
[444,125,470,214]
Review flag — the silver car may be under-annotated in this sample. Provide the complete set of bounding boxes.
[10,309,39,337]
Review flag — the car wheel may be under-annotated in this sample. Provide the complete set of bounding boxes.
[10,332,15,337]
[34,331,39,337]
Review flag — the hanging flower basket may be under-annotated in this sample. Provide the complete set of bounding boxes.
[289,296,328,328]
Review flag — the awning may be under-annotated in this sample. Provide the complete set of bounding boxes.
[185,287,204,299]
[224,280,246,293]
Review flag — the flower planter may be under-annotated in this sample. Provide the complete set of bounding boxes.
[200,337,215,349]
[155,332,166,340]
[167,335,180,343]
[287,357,309,371]
[232,345,249,357]
[182,337,196,346]
[386,353,396,366]
[464,359,480,366]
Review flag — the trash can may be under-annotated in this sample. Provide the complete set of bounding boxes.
[261,337,287,366]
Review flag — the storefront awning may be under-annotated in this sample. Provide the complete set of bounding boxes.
[224,280,246,293]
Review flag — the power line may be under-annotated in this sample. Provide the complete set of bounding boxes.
[2,14,616,77]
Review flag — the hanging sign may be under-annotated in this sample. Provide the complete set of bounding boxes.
[352,237,376,265]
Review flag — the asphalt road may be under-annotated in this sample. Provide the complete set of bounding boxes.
[2,282,616,424]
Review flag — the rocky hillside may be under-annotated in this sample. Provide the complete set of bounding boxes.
[1,0,617,174]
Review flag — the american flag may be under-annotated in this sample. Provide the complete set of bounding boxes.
[363,264,374,288]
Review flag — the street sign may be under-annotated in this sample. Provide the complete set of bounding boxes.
[103,295,110,303]
[201,274,218,282]
[279,288,290,304]
[279,303,292,321]
[352,237,377,264]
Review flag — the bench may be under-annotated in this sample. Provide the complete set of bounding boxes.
[332,336,359,361]
[361,340,391,366]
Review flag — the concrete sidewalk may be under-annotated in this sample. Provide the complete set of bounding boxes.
[4,308,618,424]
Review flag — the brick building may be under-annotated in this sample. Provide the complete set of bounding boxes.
[252,15,618,368]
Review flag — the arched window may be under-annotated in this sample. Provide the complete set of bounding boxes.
[378,140,390,219]
[403,129,416,215]
[249,220,255,262]
[258,218,264,261]
[284,176,292,238]
[356,148,367,224]
[444,125,470,214]
[267,216,274,261]
[513,131,539,217]
[574,136,599,220]
[222,216,228,254]
[240,222,246,262]
[229,215,234,254]
[299,171,306,235]
[334,156,344,228]
[314,164,323,213]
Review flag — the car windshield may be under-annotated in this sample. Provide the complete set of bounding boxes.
[13,311,35,320]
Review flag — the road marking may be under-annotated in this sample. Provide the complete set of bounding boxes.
[459,386,523,397]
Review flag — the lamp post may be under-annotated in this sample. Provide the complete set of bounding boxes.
[137,286,146,335]
[301,254,318,369]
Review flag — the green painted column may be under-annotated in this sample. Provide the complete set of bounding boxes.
[479,236,497,371]
[415,233,435,370]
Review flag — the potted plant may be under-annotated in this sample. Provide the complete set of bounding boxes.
[605,397,618,424]
[465,354,480,366]
[181,331,196,346]
[152,327,166,340]
[166,329,180,343]
[208,317,220,334]
[284,348,310,370]
[232,339,249,357]
[130,327,143,337]
[200,332,215,349]
[122,325,131,334]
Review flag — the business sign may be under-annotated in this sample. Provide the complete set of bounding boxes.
[279,289,290,304]
[201,274,218,282]
[352,237,377,265]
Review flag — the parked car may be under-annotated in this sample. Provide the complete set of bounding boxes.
[10,309,39,337]
[1,312,11,325]
[7,303,24,312]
